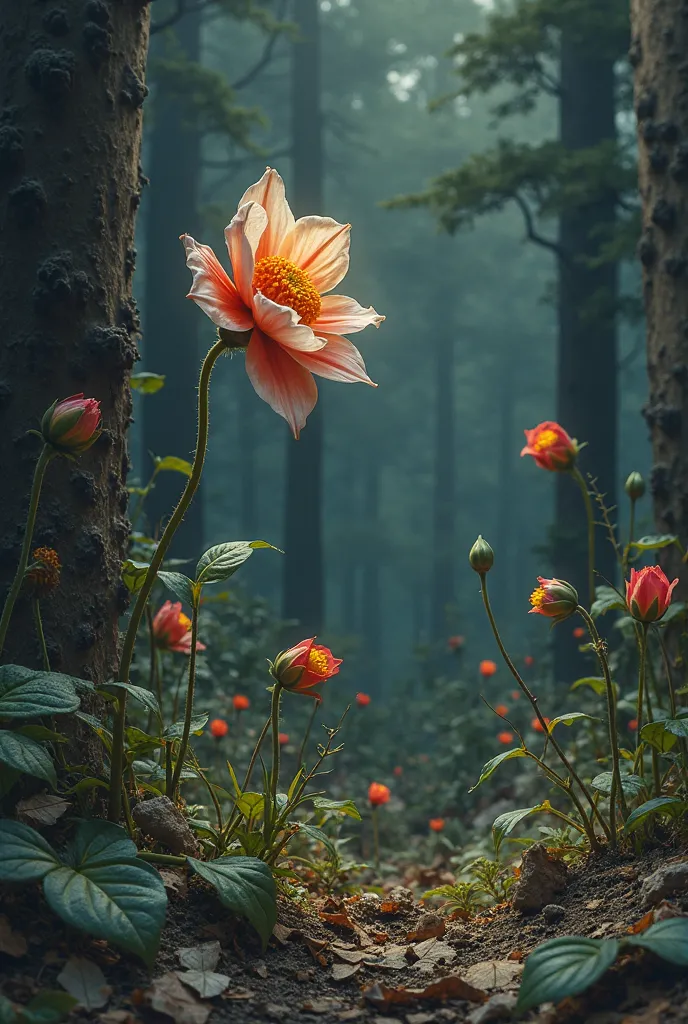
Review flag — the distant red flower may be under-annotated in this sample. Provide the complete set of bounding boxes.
[279,732,290,745]
[532,717,551,733]
[521,421,578,472]
[497,731,514,745]
[233,694,250,711]
[447,635,465,651]
[26,547,61,596]
[209,718,228,738]
[510,690,521,701]
[429,818,445,833]
[523,655,534,667]
[480,660,497,678]
[494,703,509,717]
[393,765,403,777]
[628,719,638,732]
[356,692,371,707]
[368,782,390,807]
[572,626,586,640]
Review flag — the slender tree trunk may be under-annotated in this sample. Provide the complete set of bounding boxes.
[142,12,202,558]
[554,36,618,682]
[0,0,149,681]
[362,458,381,691]
[283,0,324,634]
[495,356,515,637]
[630,0,688,598]
[431,324,456,641]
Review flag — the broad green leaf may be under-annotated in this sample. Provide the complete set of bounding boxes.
[630,534,681,552]
[640,720,678,753]
[70,820,138,866]
[130,372,165,394]
[188,855,276,949]
[132,759,167,782]
[17,725,67,743]
[311,796,362,820]
[195,541,278,586]
[164,712,209,738]
[0,730,56,787]
[517,936,619,1012]
[492,802,551,855]
[157,571,197,607]
[624,796,687,834]
[103,682,161,722]
[624,917,688,965]
[291,822,337,858]
[469,748,527,792]
[570,677,615,698]
[0,666,81,719]
[658,601,686,626]
[591,586,625,618]
[235,792,265,820]
[155,455,193,477]
[0,820,59,881]
[662,717,688,739]
[548,713,599,730]
[121,559,150,594]
[591,772,644,797]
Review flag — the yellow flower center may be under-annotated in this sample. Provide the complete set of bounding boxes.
[253,256,322,325]
[178,612,191,630]
[307,647,330,676]
[532,429,559,452]
[529,587,547,609]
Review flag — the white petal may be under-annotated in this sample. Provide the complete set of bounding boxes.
[238,168,295,260]
[252,291,325,352]
[312,294,385,335]
[278,216,350,293]
[224,201,267,307]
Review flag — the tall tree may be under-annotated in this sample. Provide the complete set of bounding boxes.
[431,310,457,643]
[0,0,149,682]
[361,456,382,689]
[630,0,688,596]
[282,0,325,634]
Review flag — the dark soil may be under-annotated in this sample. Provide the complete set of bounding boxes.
[2,841,688,1024]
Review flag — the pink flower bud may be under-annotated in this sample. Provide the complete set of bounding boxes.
[625,565,678,623]
[42,394,102,453]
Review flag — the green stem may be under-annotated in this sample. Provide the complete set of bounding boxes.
[109,338,226,822]
[298,699,319,767]
[223,716,271,844]
[269,683,283,813]
[571,466,596,609]
[634,622,649,778]
[577,606,628,830]
[169,600,200,796]
[32,598,50,672]
[623,499,636,575]
[656,628,677,718]
[644,675,662,798]
[480,575,607,848]
[165,741,173,796]
[372,806,380,871]
[0,446,55,653]
[137,850,187,867]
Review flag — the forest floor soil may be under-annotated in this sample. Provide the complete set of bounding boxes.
[2,841,688,1024]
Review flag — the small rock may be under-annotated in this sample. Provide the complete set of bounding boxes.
[387,885,416,907]
[467,993,518,1024]
[512,845,568,913]
[542,904,565,924]
[261,1003,290,1021]
[133,796,199,856]
[640,860,688,908]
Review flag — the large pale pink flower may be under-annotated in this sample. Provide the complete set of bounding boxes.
[181,168,384,437]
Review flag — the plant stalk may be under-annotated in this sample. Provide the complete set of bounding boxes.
[571,466,596,609]
[634,622,649,779]
[169,600,200,796]
[32,598,51,672]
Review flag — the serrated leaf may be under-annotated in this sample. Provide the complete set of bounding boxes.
[0,666,81,719]
[311,796,362,820]
[188,855,276,950]
[516,936,619,1013]
[591,586,626,618]
[624,917,688,964]
[469,748,527,792]
[164,712,209,739]
[195,541,278,586]
[102,682,161,722]
[548,712,599,730]
[624,796,686,834]
[640,721,678,753]
[155,455,193,477]
[121,559,150,594]
[630,534,681,552]
[0,820,59,881]
[591,772,644,797]
[492,802,551,855]
[158,571,197,607]
[131,372,166,394]
[0,730,56,787]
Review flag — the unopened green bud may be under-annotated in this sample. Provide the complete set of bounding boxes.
[469,535,494,574]
[625,472,645,502]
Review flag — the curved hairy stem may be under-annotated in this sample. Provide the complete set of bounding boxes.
[571,466,596,609]
[169,600,200,796]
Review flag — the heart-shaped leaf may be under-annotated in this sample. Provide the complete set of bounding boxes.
[188,855,276,949]
[624,796,686,833]
[469,748,527,792]
[591,772,644,797]
[157,572,197,607]
[0,730,56,787]
[121,560,150,594]
[516,936,619,1013]
[570,677,608,696]
[195,541,277,586]
[624,917,688,965]
[640,720,678,753]
[0,820,59,881]
[0,666,81,719]
[548,713,598,730]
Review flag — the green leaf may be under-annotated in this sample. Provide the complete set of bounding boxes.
[548,712,599,730]
[188,855,276,949]
[570,677,614,698]
[0,730,56,787]
[591,772,644,797]
[517,936,619,1013]
[130,372,165,394]
[640,721,678,753]
[624,796,687,834]
[195,540,278,586]
[630,534,681,552]
[43,821,166,966]
[311,796,362,820]
[103,682,161,722]
[0,820,59,881]
[235,792,265,820]
[624,918,688,964]
[469,747,527,792]
[591,586,625,618]
[164,712,209,738]
[17,725,67,743]
[662,717,688,739]
[155,455,193,477]
[157,571,197,607]
[492,802,550,855]
[291,822,337,858]
[20,991,79,1024]
[658,601,686,626]
[121,559,150,594]
[0,666,81,719]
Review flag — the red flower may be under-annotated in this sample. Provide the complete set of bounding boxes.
[497,731,514,745]
[429,818,445,833]
[368,782,390,807]
[480,660,497,678]
[447,635,465,651]
[521,421,578,472]
[573,626,586,639]
[209,718,228,738]
[152,601,206,654]
[42,394,102,453]
[510,690,521,701]
[393,765,403,777]
[529,577,578,623]
[524,655,534,667]
[279,732,290,745]
[271,637,342,700]
[233,694,250,711]
[626,565,679,624]
[26,547,61,596]
[494,703,509,717]
[356,692,371,707]
[628,718,638,732]
[532,717,551,733]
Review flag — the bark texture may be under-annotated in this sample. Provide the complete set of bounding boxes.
[631,0,688,593]
[0,0,150,683]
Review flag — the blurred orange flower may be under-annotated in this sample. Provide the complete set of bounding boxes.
[521,421,578,472]
[523,655,534,667]
[532,717,551,733]
[368,782,391,807]
[497,731,514,744]
[279,732,290,745]
[209,718,228,738]
[494,703,509,717]
[393,765,403,777]
[480,660,497,678]
[429,818,445,832]
[233,694,250,711]
[510,690,521,700]
[573,626,585,639]
[356,692,371,707]
[447,635,465,650]
[628,719,638,732]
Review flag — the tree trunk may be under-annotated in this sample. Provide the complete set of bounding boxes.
[495,356,516,639]
[630,0,688,597]
[362,458,381,692]
[431,324,456,642]
[554,35,618,682]
[282,0,324,635]
[0,0,149,683]
[142,12,202,559]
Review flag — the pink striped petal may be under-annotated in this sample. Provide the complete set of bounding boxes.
[312,294,385,335]
[238,168,295,261]
[278,216,350,293]
[224,201,267,307]
[252,291,325,353]
[290,333,376,385]
[245,329,318,438]
[181,235,253,332]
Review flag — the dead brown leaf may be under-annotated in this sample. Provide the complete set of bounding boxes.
[627,910,655,935]
[507,949,524,962]
[620,1000,671,1024]
[320,911,356,929]
[271,923,294,945]
[363,976,487,1011]
[462,960,522,990]
[159,868,188,897]
[585,898,602,910]
[0,916,27,958]
[302,997,345,1013]
[407,915,445,943]
[331,962,361,982]
[408,937,457,974]
[380,900,401,914]
[590,921,616,939]
[147,972,211,1024]
[222,988,254,1000]
[16,794,70,826]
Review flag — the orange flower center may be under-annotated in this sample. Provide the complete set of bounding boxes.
[27,547,62,593]
[178,612,191,630]
[307,647,330,677]
[532,429,559,452]
[529,586,546,609]
[253,255,322,325]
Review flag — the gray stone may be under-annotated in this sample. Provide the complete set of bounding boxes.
[467,993,518,1024]
[512,844,568,913]
[133,795,199,856]
[542,903,565,924]
[641,860,688,908]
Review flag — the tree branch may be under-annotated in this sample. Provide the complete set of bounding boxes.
[513,192,567,261]
[151,0,212,34]
[231,0,289,90]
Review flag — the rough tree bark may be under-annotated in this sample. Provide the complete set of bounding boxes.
[630,0,688,596]
[0,0,150,682]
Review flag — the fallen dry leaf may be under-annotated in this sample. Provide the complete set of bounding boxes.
[408,937,457,974]
[337,1011,363,1021]
[222,988,254,1000]
[585,899,602,910]
[0,916,27,958]
[271,923,294,945]
[302,997,345,1013]
[363,975,487,1011]
[507,949,524,962]
[177,941,221,972]
[620,1000,671,1024]
[16,793,71,826]
[332,948,369,965]
[58,956,112,1011]
[98,1012,137,1024]
[627,911,655,935]
[148,972,211,1024]
[320,910,356,930]
[590,921,616,939]
[177,970,230,999]
[463,960,522,990]
[159,868,188,897]
[380,900,401,914]
[407,915,445,943]
[331,962,361,982]
[372,932,389,943]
